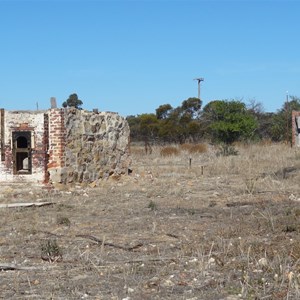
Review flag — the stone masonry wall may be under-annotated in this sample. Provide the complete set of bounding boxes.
[292,111,300,147]
[48,108,131,184]
[63,108,131,183]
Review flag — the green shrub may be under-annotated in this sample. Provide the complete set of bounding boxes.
[216,144,238,157]
[41,239,63,262]
[148,200,157,211]
[56,215,71,226]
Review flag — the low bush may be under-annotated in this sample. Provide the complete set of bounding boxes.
[188,143,208,154]
[160,146,180,157]
[216,144,239,156]
[41,239,63,262]
[179,143,193,152]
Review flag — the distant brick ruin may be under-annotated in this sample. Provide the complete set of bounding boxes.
[0,106,131,185]
[292,111,300,147]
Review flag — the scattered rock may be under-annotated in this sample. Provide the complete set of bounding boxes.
[258,257,268,267]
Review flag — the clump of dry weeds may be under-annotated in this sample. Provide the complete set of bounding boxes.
[160,145,180,157]
[180,143,208,154]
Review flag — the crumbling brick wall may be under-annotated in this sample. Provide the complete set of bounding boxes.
[47,109,66,183]
[0,107,130,184]
[0,110,47,182]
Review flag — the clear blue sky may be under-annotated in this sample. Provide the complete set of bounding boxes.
[0,0,299,117]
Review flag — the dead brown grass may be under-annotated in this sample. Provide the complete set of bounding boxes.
[1,143,300,299]
[179,143,193,152]
[129,146,145,156]
[180,143,208,154]
[189,143,208,154]
[160,145,180,157]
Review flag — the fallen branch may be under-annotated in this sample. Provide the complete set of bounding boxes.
[226,201,255,207]
[38,230,63,237]
[166,233,179,239]
[76,234,143,252]
[0,202,54,209]
[0,263,40,271]
[117,257,177,264]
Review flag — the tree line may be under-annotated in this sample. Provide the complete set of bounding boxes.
[127,96,300,145]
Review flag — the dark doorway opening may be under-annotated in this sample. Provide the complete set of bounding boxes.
[12,131,32,174]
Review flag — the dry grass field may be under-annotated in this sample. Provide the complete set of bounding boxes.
[1,143,300,299]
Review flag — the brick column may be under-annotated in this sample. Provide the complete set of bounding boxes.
[47,109,66,182]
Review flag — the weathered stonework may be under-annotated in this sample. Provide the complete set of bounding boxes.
[292,110,300,147]
[48,108,131,184]
[0,107,130,184]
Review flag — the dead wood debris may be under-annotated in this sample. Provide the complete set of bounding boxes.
[75,234,143,252]
[0,263,40,271]
[122,257,177,264]
[226,201,256,207]
[166,233,179,239]
[0,202,54,209]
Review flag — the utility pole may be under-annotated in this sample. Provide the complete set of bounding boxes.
[286,91,290,145]
[194,77,204,100]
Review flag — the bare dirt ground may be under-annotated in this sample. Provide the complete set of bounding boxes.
[1,143,300,299]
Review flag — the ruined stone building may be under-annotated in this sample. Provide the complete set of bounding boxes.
[292,111,300,147]
[0,107,130,184]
